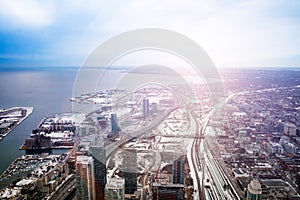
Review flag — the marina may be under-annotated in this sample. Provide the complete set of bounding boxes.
[0,154,53,189]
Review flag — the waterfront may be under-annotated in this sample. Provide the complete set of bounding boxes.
[0,67,300,199]
[0,107,33,140]
[0,68,77,174]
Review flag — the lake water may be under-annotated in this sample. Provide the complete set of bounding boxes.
[0,68,77,174]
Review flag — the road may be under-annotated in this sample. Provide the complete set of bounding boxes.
[104,90,240,199]
[104,105,179,158]
[188,93,241,199]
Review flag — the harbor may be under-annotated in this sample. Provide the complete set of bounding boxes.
[0,154,55,189]
[0,153,73,198]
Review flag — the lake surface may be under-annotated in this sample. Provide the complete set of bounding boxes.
[0,68,77,174]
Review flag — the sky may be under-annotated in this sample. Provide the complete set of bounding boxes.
[0,0,300,68]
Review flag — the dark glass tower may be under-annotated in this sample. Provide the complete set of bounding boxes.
[173,155,185,184]
[143,98,150,118]
[89,146,106,200]
[123,148,137,194]
[111,113,121,133]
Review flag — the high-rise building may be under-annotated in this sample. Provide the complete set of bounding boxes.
[143,98,150,118]
[78,123,97,137]
[111,113,121,133]
[247,179,262,200]
[76,156,96,200]
[277,121,285,133]
[105,178,125,200]
[173,155,185,184]
[123,149,137,194]
[89,146,106,200]
[152,183,185,200]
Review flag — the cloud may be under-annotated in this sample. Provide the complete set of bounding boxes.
[79,0,300,67]
[0,0,54,28]
[0,0,300,67]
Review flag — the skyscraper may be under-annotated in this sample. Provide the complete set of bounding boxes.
[75,156,96,200]
[143,98,150,118]
[173,155,185,184]
[122,149,137,194]
[89,146,106,200]
[247,179,262,200]
[111,113,121,133]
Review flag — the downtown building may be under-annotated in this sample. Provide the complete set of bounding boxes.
[247,179,262,200]
[105,178,125,200]
[109,113,120,139]
[173,155,186,184]
[283,123,297,136]
[89,146,107,200]
[122,148,138,195]
[152,183,185,200]
[143,98,150,118]
[75,156,96,200]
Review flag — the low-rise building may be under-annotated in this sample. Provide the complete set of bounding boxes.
[105,178,125,200]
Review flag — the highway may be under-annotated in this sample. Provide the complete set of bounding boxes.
[103,89,241,199]
[104,87,184,158]
[188,93,242,199]
[188,109,208,200]
[104,105,179,158]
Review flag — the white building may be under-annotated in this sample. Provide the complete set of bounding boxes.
[105,178,125,200]
[283,123,297,136]
[247,179,262,200]
[268,142,283,154]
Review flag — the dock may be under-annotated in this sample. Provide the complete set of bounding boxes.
[0,107,33,141]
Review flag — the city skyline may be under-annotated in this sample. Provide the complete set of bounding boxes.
[0,1,300,200]
[0,68,300,199]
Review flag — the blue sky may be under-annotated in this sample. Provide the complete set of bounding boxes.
[0,0,300,68]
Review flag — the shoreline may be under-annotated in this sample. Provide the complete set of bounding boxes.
[0,107,33,141]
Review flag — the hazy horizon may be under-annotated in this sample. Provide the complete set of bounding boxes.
[1,0,300,69]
